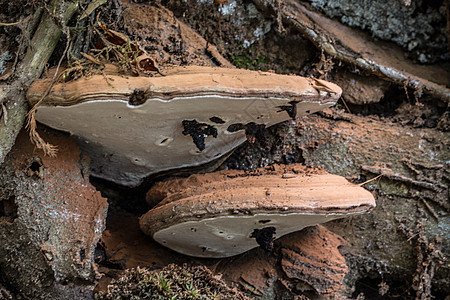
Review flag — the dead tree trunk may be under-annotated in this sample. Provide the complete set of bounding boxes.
[0,0,78,163]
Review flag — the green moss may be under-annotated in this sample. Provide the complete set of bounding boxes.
[231,46,267,70]
[379,180,409,197]
[95,264,248,300]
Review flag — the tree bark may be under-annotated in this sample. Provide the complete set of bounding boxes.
[0,0,79,164]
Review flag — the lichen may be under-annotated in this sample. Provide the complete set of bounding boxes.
[0,52,13,76]
[307,0,448,63]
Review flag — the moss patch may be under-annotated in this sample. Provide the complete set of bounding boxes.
[96,264,248,299]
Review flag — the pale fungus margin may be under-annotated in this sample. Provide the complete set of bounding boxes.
[27,66,341,186]
[139,164,376,258]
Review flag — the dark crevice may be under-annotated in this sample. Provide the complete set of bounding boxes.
[278,101,299,119]
[0,195,18,222]
[245,122,266,147]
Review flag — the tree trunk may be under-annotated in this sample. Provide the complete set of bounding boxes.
[0,0,78,163]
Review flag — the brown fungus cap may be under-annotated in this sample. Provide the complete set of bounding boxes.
[27,66,341,187]
[139,164,375,258]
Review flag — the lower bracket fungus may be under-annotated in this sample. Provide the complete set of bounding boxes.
[139,164,375,258]
[27,66,341,187]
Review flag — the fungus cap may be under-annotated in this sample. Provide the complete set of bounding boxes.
[139,165,375,258]
[27,66,341,186]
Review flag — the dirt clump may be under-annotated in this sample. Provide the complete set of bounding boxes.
[333,70,391,105]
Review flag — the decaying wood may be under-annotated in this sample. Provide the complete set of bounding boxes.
[252,0,450,102]
[279,225,349,296]
[0,0,79,164]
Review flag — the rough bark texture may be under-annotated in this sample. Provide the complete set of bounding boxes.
[305,0,448,63]
[227,107,449,296]
[216,225,349,298]
[0,128,108,298]
[279,225,349,296]
[296,109,449,294]
[0,0,78,164]
[253,0,450,102]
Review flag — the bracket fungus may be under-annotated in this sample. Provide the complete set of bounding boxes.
[27,66,341,186]
[139,164,376,258]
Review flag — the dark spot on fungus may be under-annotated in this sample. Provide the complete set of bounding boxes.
[278,101,299,119]
[245,122,266,146]
[251,227,276,254]
[182,120,218,151]
[259,219,271,224]
[227,123,245,132]
[128,88,147,106]
[209,116,225,124]
[0,195,18,222]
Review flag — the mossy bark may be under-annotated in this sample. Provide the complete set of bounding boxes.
[0,0,79,164]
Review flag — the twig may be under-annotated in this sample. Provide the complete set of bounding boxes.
[26,25,71,157]
[205,3,223,50]
[420,198,439,220]
[340,96,352,114]
[358,174,383,186]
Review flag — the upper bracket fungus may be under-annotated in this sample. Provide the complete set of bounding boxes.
[27,66,341,186]
[140,164,376,258]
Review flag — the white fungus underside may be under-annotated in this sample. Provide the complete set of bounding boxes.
[153,211,365,258]
[36,95,333,186]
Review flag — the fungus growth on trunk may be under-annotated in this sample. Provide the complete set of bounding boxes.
[27,66,341,186]
[140,164,376,258]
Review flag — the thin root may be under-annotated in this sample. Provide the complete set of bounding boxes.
[26,23,71,157]
[26,108,58,157]
[0,20,23,26]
